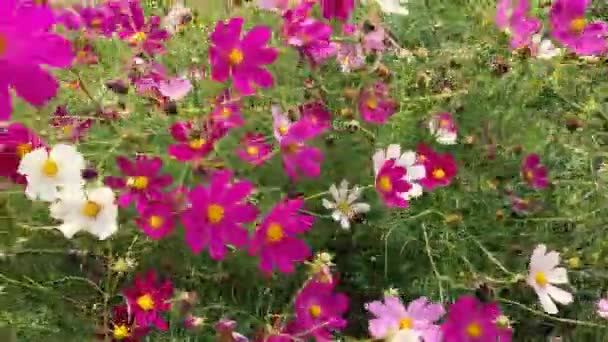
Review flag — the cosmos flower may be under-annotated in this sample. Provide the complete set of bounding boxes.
[362,27,386,52]
[441,296,504,342]
[0,122,46,184]
[181,170,258,259]
[495,0,541,49]
[104,155,173,209]
[374,159,412,208]
[359,82,396,124]
[135,200,176,240]
[521,153,549,189]
[17,144,85,202]
[115,0,169,55]
[272,105,293,142]
[50,186,118,240]
[373,144,426,200]
[322,180,370,229]
[597,298,608,319]
[168,119,227,161]
[50,105,93,142]
[96,304,150,342]
[365,295,444,342]
[529,34,562,60]
[279,120,324,180]
[549,0,608,56]
[527,244,573,314]
[320,0,355,21]
[249,198,313,274]
[161,0,192,34]
[73,4,116,36]
[215,318,249,342]
[210,91,245,129]
[257,0,290,11]
[416,144,457,191]
[209,17,278,95]
[293,280,349,340]
[0,0,75,120]
[235,133,273,166]
[336,43,365,73]
[299,101,332,134]
[122,270,174,330]
[370,0,409,16]
[428,112,457,145]
[158,76,192,101]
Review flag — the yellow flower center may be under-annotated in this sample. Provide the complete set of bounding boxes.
[82,201,101,218]
[62,125,74,136]
[127,176,149,190]
[113,324,130,339]
[207,204,225,224]
[278,125,289,136]
[399,317,413,330]
[366,98,378,110]
[148,215,164,229]
[378,175,392,192]
[15,143,32,158]
[137,293,155,311]
[91,18,103,29]
[130,31,147,43]
[432,168,446,179]
[439,119,450,127]
[535,272,548,287]
[337,201,351,215]
[228,48,244,65]
[569,17,586,35]
[41,159,59,177]
[221,106,232,117]
[466,322,482,338]
[0,34,6,56]
[266,222,284,243]
[189,138,206,150]
[284,143,299,154]
[525,170,533,181]
[309,304,322,318]
[247,146,259,156]
[418,154,426,162]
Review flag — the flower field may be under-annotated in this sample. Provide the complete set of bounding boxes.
[2,0,608,341]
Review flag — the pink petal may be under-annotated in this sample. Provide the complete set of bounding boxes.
[9,65,58,107]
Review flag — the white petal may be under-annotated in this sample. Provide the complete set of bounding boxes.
[436,132,457,145]
[26,180,59,202]
[548,267,569,284]
[50,144,84,169]
[547,285,573,305]
[347,186,362,204]
[406,165,426,181]
[56,221,83,239]
[537,289,558,314]
[386,144,401,160]
[88,186,116,205]
[530,244,548,272]
[17,148,47,176]
[372,150,386,175]
[329,184,340,201]
[331,210,343,223]
[322,198,336,209]
[338,180,349,200]
[400,183,423,200]
[351,202,371,213]
[340,217,351,230]
[92,221,118,240]
[428,119,438,135]
[397,151,417,167]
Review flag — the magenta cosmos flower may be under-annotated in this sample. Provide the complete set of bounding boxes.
[168,119,228,162]
[211,91,245,129]
[104,155,173,209]
[122,270,174,331]
[321,0,355,21]
[0,122,46,184]
[0,0,75,120]
[280,119,324,180]
[521,153,549,189]
[299,101,332,134]
[366,295,444,342]
[359,82,397,124]
[416,144,457,191]
[115,0,169,55]
[97,304,150,342]
[294,280,349,340]
[550,0,608,56]
[209,17,279,96]
[495,0,541,49]
[236,133,273,166]
[51,105,93,141]
[441,296,510,342]
[375,159,413,208]
[249,198,313,274]
[135,200,176,240]
[181,170,258,259]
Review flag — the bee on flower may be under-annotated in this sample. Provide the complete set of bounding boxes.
[322,180,370,229]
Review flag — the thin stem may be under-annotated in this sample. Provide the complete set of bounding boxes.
[499,297,608,328]
[423,223,444,302]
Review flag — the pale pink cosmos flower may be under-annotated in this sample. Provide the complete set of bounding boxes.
[272,105,293,142]
[597,298,608,319]
[158,76,192,101]
[373,144,426,201]
[527,244,573,314]
[428,112,457,145]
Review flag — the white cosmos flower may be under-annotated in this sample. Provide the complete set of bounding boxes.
[372,144,426,200]
[322,180,370,230]
[371,0,409,16]
[17,144,85,202]
[527,244,573,314]
[389,328,421,342]
[531,34,561,60]
[50,186,118,240]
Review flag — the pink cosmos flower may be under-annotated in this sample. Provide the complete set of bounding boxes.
[521,153,549,189]
[441,296,504,342]
[0,1,75,120]
[428,112,457,145]
[115,0,169,55]
[294,280,349,340]
[375,159,413,208]
[181,170,258,259]
[549,0,608,56]
[416,144,457,190]
[236,133,273,166]
[158,77,192,101]
[336,43,365,73]
[299,102,332,134]
[365,295,445,342]
[99,303,150,341]
[362,27,386,52]
[135,201,175,240]
[320,0,355,21]
[50,105,93,142]
[211,91,245,129]
[280,120,324,180]
[359,82,396,124]
[510,194,534,215]
[0,122,46,184]
[73,4,115,36]
[74,43,99,65]
[216,319,249,342]
[495,0,541,49]
[122,270,174,331]
[104,155,174,209]
[168,119,228,161]
[209,17,278,96]
[249,198,313,274]
[257,0,289,11]
[597,298,608,319]
[55,8,83,31]
[272,105,293,142]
